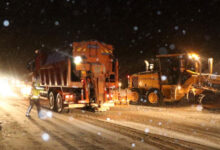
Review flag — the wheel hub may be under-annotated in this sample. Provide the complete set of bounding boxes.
[148,92,158,104]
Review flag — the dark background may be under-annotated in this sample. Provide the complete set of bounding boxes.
[0,0,220,83]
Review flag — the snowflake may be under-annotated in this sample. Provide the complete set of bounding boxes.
[144,128,150,133]
[41,133,50,141]
[133,26,138,31]
[174,26,179,30]
[182,30,186,35]
[3,20,10,27]
[161,75,167,81]
[169,44,175,50]
[54,21,60,26]
[131,143,136,147]
[157,10,162,15]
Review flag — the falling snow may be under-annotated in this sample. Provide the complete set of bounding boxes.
[161,75,167,81]
[54,21,60,26]
[159,47,167,54]
[169,44,175,50]
[133,26,138,31]
[174,26,179,30]
[144,128,150,133]
[131,143,136,148]
[41,133,50,141]
[3,20,10,27]
[157,10,162,15]
[182,30,186,35]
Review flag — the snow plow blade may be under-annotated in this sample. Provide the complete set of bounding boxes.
[200,93,220,109]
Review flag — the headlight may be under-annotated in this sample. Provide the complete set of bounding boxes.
[74,56,82,65]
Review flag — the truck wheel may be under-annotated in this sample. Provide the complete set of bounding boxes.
[146,89,163,106]
[49,92,55,110]
[56,93,64,113]
[131,91,146,104]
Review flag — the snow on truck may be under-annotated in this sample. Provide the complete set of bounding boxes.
[29,41,119,112]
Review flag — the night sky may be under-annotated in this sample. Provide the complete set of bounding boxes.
[0,0,220,80]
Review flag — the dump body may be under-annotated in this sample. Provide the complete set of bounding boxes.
[32,41,118,112]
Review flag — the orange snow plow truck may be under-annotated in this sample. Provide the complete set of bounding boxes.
[29,41,119,112]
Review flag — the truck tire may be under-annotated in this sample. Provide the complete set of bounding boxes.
[49,92,55,110]
[146,89,163,106]
[56,93,64,113]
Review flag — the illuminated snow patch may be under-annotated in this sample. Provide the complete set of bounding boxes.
[39,110,47,120]
[196,105,203,111]
[41,133,50,141]
[69,116,74,121]
[46,111,53,118]
[144,128,150,134]
[3,20,10,27]
[97,132,101,135]
[158,122,162,126]
[131,143,136,148]
[106,118,111,121]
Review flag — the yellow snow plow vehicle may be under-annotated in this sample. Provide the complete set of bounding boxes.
[128,53,220,108]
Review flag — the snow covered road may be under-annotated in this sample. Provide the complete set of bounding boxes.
[0,97,220,150]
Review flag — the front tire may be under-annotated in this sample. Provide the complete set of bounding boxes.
[146,89,163,106]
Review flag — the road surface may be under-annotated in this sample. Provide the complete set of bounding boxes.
[0,96,220,150]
